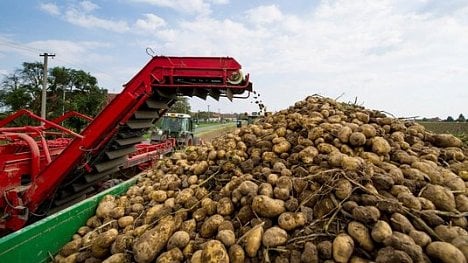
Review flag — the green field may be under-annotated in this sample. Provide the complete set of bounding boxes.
[419,122,468,143]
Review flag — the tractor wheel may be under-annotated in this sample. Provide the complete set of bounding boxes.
[185,136,193,146]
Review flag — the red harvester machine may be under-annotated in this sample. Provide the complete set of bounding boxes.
[0,56,252,234]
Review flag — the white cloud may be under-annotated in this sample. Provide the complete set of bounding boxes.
[27,40,111,64]
[39,2,60,16]
[134,13,166,33]
[130,0,218,15]
[39,1,129,33]
[246,5,283,25]
[209,0,229,4]
[64,9,130,32]
[80,1,99,12]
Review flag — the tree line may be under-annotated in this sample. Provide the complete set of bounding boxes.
[421,114,466,122]
[0,62,107,128]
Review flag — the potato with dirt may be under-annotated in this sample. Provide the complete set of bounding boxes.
[426,241,467,263]
[132,216,176,263]
[251,195,286,217]
[201,240,229,263]
[333,233,355,263]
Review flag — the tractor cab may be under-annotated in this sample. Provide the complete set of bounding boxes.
[151,113,194,147]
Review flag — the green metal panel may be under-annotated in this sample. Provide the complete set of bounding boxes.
[0,177,138,263]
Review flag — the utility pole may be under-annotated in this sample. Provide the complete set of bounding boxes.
[40,53,55,120]
[207,105,210,122]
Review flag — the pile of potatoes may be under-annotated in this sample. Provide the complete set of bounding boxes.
[55,95,468,263]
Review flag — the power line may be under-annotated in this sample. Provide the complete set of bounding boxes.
[0,38,114,87]
[0,39,48,55]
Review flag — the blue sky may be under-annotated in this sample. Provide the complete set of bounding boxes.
[0,0,467,118]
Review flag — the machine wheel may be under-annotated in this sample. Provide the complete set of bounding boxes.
[185,135,193,146]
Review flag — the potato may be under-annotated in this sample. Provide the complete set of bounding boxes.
[278,212,306,231]
[434,225,468,243]
[193,160,209,175]
[372,137,391,155]
[217,197,234,216]
[133,224,150,237]
[228,244,245,263]
[375,246,412,263]
[347,221,374,251]
[156,247,183,263]
[273,186,290,201]
[453,216,468,228]
[420,184,456,211]
[262,226,288,247]
[383,232,424,262]
[273,140,292,154]
[60,238,82,257]
[77,226,92,236]
[58,253,79,263]
[456,194,468,212]
[430,134,463,148]
[200,214,224,238]
[359,124,376,138]
[299,146,319,164]
[235,180,257,196]
[117,216,134,228]
[301,242,319,263]
[111,234,134,254]
[244,224,263,257]
[332,233,354,263]
[426,241,466,263]
[390,213,414,234]
[252,195,286,218]
[96,195,116,219]
[352,206,380,224]
[190,250,202,263]
[451,236,468,260]
[334,179,352,200]
[201,197,217,215]
[111,206,125,219]
[409,229,431,247]
[343,201,358,212]
[192,208,207,222]
[167,231,190,250]
[417,197,436,210]
[337,126,353,143]
[132,216,176,263]
[317,240,332,259]
[150,190,167,202]
[144,204,170,224]
[349,132,366,146]
[341,156,364,171]
[201,240,229,263]
[372,174,395,191]
[91,228,118,258]
[216,230,236,247]
[259,183,274,197]
[102,253,130,263]
[82,231,98,248]
[86,216,102,228]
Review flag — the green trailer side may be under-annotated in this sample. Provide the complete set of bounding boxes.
[0,177,138,263]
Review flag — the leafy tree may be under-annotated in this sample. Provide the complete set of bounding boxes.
[446,116,454,122]
[0,62,107,127]
[169,96,191,114]
[457,113,466,122]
